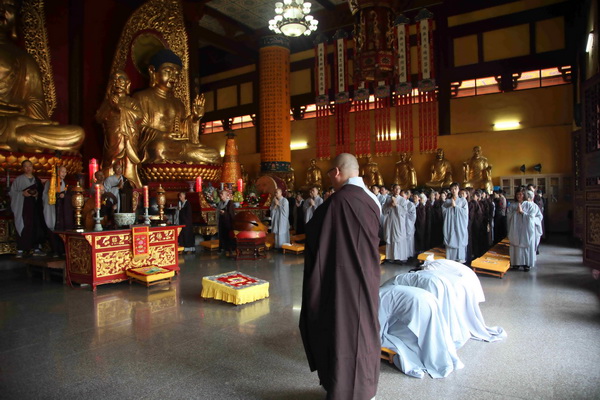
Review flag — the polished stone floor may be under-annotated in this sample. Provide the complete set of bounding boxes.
[0,236,599,400]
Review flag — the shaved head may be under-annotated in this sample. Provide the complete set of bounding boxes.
[328,153,360,191]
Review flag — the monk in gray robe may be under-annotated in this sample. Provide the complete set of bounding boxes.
[442,183,469,262]
[383,185,411,263]
[303,186,323,224]
[507,189,543,271]
[270,188,290,249]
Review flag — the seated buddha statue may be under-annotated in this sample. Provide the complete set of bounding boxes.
[0,0,84,153]
[463,145,493,193]
[305,158,322,189]
[426,148,453,189]
[394,152,417,189]
[133,49,221,165]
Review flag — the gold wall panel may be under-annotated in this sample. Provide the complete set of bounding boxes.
[453,35,479,67]
[483,24,530,62]
[240,82,253,105]
[204,91,215,113]
[291,69,312,96]
[535,17,565,53]
[448,0,566,27]
[217,85,238,110]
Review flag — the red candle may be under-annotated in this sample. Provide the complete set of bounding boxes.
[95,184,101,209]
[143,185,149,208]
[237,178,243,193]
[89,159,98,189]
[195,176,202,193]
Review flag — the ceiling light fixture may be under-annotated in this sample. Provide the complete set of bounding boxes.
[269,0,318,37]
[493,120,521,130]
[586,31,594,53]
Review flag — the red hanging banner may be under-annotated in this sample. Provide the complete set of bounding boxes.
[333,30,351,156]
[374,82,392,157]
[353,82,371,158]
[416,8,437,154]
[394,15,413,154]
[314,34,330,160]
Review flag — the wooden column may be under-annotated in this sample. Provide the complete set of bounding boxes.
[258,36,291,173]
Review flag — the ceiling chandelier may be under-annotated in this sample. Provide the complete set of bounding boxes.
[268,0,318,37]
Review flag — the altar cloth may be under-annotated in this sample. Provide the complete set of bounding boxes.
[201,271,269,305]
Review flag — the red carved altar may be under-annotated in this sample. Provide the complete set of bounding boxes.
[59,225,182,291]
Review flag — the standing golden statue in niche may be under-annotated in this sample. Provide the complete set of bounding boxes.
[305,158,322,189]
[0,0,84,153]
[426,148,453,189]
[96,70,142,188]
[133,49,221,165]
[463,145,493,193]
[394,152,417,189]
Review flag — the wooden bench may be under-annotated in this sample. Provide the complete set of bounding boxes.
[21,257,65,282]
[471,256,511,278]
[200,239,220,251]
[282,243,304,254]
[417,247,446,262]
[381,347,397,364]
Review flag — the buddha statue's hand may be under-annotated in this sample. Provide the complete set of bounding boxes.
[191,94,205,121]
[168,132,187,141]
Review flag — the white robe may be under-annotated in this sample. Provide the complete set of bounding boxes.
[270,197,290,248]
[442,197,469,261]
[423,259,507,342]
[383,195,411,261]
[507,201,543,267]
[391,272,471,350]
[42,180,66,231]
[379,284,464,379]
[303,195,323,223]
[405,201,416,258]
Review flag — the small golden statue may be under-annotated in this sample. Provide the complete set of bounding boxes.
[394,152,417,189]
[0,0,84,153]
[96,70,142,188]
[426,148,453,189]
[306,158,322,189]
[133,49,221,165]
[463,145,493,193]
[361,156,384,187]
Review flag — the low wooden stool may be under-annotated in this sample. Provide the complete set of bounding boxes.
[127,266,175,287]
[381,347,397,364]
[417,247,446,262]
[200,240,219,252]
[282,243,305,254]
[471,256,511,278]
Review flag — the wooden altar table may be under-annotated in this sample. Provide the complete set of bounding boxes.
[59,225,182,291]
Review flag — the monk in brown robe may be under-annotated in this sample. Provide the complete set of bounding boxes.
[300,153,381,400]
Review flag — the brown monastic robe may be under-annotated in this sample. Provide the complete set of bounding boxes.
[300,184,381,400]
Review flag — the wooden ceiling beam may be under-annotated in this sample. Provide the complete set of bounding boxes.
[196,25,258,61]
[204,6,255,36]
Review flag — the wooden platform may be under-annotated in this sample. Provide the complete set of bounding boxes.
[381,347,397,364]
[18,256,65,282]
[200,240,219,251]
[471,256,511,278]
[282,243,304,254]
[417,247,447,262]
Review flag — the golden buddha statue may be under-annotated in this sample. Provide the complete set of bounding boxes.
[96,70,142,188]
[0,0,84,153]
[362,156,384,187]
[133,49,221,165]
[463,145,493,193]
[426,148,453,188]
[306,158,322,189]
[394,152,417,189]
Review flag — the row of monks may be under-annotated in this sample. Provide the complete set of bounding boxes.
[305,147,494,194]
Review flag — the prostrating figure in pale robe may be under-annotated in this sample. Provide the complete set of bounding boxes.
[270,188,290,249]
[442,183,469,262]
[507,189,543,271]
[383,184,411,263]
[303,186,323,224]
[300,153,382,400]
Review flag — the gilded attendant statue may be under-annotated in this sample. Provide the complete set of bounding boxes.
[394,152,417,189]
[463,145,493,193]
[133,49,221,165]
[426,148,453,189]
[96,70,143,188]
[0,0,84,153]
[305,159,322,189]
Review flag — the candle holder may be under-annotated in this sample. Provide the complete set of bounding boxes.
[144,207,151,225]
[71,182,85,232]
[156,184,167,226]
[93,209,103,231]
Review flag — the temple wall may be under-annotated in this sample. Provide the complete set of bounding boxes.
[200,83,573,189]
